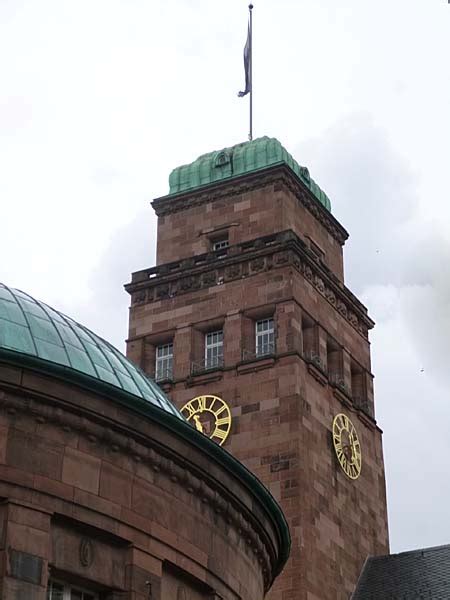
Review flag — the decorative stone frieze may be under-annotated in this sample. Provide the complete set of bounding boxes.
[126,230,373,339]
[152,164,348,246]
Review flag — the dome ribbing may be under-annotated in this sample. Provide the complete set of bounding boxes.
[0,283,181,419]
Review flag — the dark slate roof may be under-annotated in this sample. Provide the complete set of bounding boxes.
[352,544,450,599]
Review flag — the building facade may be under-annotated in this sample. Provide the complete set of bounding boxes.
[0,284,288,599]
[126,137,390,599]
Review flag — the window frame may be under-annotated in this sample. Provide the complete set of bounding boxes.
[47,579,98,600]
[255,317,275,357]
[212,236,229,253]
[155,342,174,381]
[204,329,224,370]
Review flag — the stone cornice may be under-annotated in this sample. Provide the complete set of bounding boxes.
[152,164,349,246]
[0,381,281,592]
[126,230,374,338]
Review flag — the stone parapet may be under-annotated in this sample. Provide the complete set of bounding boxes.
[126,230,373,341]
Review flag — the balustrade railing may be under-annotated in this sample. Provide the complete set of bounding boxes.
[190,356,224,376]
[241,342,276,362]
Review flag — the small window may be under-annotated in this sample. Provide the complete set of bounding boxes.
[255,318,275,357]
[212,236,229,252]
[205,330,224,369]
[155,343,173,381]
[47,581,97,600]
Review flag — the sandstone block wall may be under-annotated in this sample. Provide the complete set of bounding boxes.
[127,166,389,599]
[0,362,283,599]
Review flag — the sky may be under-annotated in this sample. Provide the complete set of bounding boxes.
[1,0,450,555]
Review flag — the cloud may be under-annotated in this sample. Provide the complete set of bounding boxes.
[1,0,450,560]
[298,114,450,552]
[296,114,418,292]
[67,208,157,353]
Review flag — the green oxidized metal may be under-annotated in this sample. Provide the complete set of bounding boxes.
[0,283,181,418]
[168,136,331,211]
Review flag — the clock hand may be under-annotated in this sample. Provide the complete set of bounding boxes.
[193,414,204,433]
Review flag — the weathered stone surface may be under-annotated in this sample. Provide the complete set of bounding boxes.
[126,165,389,599]
[0,360,283,599]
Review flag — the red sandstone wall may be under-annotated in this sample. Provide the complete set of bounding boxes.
[155,181,344,280]
[0,364,278,600]
[127,264,388,599]
[127,170,388,599]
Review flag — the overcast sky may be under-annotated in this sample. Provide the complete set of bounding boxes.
[2,0,450,555]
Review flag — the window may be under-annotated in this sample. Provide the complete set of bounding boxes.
[47,580,97,600]
[301,314,318,361]
[351,360,366,406]
[155,343,173,381]
[212,236,229,252]
[205,330,224,369]
[327,336,342,381]
[256,318,275,356]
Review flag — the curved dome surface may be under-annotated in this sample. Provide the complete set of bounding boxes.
[0,283,182,419]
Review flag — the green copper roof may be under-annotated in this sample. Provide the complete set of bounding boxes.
[168,136,331,211]
[0,283,181,419]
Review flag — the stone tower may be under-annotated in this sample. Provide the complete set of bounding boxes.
[125,137,389,599]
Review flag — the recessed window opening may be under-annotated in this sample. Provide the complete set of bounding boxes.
[327,337,342,384]
[47,580,98,600]
[212,236,229,252]
[205,330,224,369]
[351,360,366,404]
[155,342,173,381]
[256,318,275,357]
[301,314,317,359]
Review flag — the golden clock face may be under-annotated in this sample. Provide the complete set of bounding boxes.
[332,413,362,480]
[180,395,232,446]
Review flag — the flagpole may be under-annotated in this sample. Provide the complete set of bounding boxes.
[249,3,253,141]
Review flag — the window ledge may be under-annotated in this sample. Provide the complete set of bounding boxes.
[237,355,275,375]
[332,387,353,409]
[356,407,376,429]
[158,380,174,393]
[155,376,174,385]
[186,369,223,387]
[307,363,327,387]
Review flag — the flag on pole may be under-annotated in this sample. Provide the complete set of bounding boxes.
[238,22,251,97]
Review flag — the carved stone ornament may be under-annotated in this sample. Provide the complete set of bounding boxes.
[126,230,373,341]
[79,538,94,568]
[152,167,349,246]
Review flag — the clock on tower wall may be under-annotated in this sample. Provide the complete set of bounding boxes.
[332,413,363,480]
[125,138,389,599]
[180,395,232,446]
